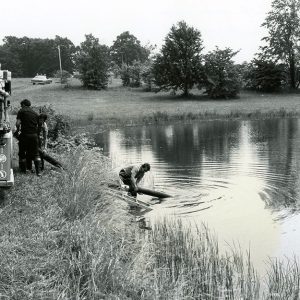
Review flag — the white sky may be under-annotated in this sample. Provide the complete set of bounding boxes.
[2,0,272,63]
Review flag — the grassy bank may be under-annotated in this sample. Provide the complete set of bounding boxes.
[1,146,300,299]
[9,78,300,130]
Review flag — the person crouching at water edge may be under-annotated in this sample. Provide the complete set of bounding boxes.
[119,163,151,197]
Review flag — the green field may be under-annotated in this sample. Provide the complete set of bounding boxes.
[10,78,300,126]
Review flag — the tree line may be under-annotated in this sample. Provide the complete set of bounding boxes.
[0,36,76,78]
[1,0,299,98]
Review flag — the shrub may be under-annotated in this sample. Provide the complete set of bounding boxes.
[244,59,286,92]
[120,61,142,87]
[141,60,156,91]
[202,47,242,99]
[33,104,71,139]
[53,69,72,84]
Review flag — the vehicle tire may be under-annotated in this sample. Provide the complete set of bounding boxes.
[0,188,7,205]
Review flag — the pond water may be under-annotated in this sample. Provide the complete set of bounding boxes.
[95,118,300,274]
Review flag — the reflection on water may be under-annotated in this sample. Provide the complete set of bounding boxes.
[95,118,300,273]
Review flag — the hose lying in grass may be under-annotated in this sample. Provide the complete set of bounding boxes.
[39,149,63,169]
[13,133,64,169]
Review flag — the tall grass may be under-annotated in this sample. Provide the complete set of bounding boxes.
[264,257,300,299]
[0,147,141,299]
[136,220,260,299]
[1,146,300,299]
[42,148,144,299]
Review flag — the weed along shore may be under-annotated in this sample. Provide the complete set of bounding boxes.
[3,79,300,298]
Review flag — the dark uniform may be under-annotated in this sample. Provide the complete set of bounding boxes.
[17,106,41,175]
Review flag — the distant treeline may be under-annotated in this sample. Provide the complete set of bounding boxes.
[0,36,77,77]
[0,31,150,79]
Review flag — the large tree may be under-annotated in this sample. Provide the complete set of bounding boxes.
[260,0,300,89]
[110,31,149,67]
[153,21,204,96]
[76,34,110,89]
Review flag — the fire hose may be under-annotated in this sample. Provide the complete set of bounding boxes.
[13,132,63,169]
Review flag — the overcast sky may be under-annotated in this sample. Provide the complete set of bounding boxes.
[2,0,273,63]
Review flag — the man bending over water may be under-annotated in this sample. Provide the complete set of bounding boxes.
[119,163,151,197]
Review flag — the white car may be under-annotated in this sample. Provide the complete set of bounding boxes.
[31,75,52,85]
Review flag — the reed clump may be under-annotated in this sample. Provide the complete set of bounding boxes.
[264,257,300,299]
[132,220,260,299]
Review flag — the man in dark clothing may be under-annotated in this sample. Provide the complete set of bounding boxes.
[119,163,151,197]
[15,99,42,176]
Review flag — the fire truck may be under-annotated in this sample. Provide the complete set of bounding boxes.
[0,65,14,187]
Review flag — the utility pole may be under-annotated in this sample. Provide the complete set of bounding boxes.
[57,46,63,83]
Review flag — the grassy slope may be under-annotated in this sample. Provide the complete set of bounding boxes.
[0,149,141,299]
[10,78,300,125]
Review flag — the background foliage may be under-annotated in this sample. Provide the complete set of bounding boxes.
[76,34,110,90]
[202,47,242,98]
[0,35,76,77]
[110,31,150,68]
[243,59,286,92]
[1,0,300,95]
[153,21,204,96]
[259,0,300,89]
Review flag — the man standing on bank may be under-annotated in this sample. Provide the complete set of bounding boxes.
[15,99,42,176]
[119,163,151,197]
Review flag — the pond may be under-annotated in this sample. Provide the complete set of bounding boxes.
[95,118,300,274]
